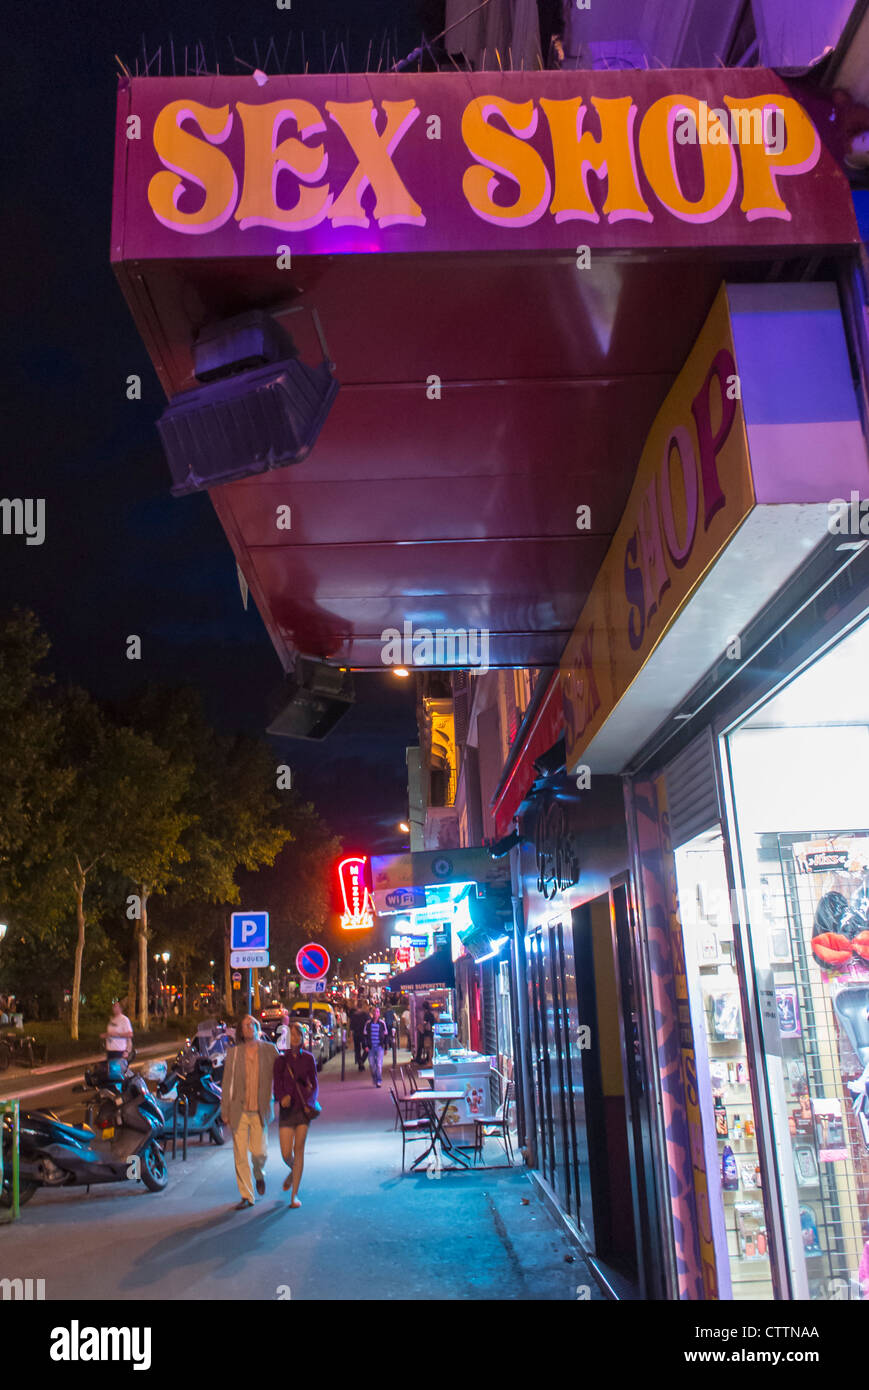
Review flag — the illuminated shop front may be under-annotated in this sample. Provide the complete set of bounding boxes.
[561,276,869,1299]
[376,848,513,1132]
[659,585,869,1302]
[720,616,869,1299]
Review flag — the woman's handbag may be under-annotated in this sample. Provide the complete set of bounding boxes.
[284,1057,321,1120]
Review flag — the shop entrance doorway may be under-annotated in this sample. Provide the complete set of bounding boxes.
[611,878,667,1297]
[527,917,592,1240]
[525,893,643,1287]
[573,894,639,1285]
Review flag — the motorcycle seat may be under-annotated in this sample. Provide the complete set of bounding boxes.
[65,1122,96,1140]
[33,1114,95,1140]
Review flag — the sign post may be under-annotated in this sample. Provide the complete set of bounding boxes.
[232,912,269,1019]
[297,942,330,1034]
[296,944,330,980]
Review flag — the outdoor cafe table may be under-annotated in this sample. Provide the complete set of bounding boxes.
[416,1069,435,1086]
[405,1090,471,1171]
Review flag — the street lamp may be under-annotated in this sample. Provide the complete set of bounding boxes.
[398,821,410,834]
[154,952,170,1015]
[0,923,7,944]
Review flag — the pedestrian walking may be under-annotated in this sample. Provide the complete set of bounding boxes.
[363,1006,389,1087]
[100,1000,133,1063]
[220,1014,278,1210]
[383,1000,398,1052]
[274,1009,291,1052]
[350,999,369,1071]
[400,1003,411,1051]
[414,999,435,1064]
[273,1021,320,1208]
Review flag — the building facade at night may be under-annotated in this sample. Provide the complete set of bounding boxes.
[408,259,869,1298]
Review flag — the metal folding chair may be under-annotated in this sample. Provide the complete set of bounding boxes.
[473,1079,516,1166]
[390,1089,434,1172]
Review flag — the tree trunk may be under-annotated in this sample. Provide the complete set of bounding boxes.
[127,943,137,1019]
[136,886,150,1031]
[223,921,233,1014]
[70,869,86,1042]
[181,966,188,1016]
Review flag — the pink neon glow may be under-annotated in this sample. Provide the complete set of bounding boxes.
[338,855,375,930]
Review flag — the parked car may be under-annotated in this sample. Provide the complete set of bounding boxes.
[293,1015,329,1070]
[259,1004,287,1043]
[290,1000,338,1057]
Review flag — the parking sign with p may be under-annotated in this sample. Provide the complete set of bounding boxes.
[231,912,269,951]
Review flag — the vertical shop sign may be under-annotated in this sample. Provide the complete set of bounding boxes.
[561,285,753,771]
[631,774,708,1299]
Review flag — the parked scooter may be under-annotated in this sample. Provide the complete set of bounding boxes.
[79,1055,133,1112]
[191,1022,233,1079]
[1,1069,168,1207]
[150,1045,225,1145]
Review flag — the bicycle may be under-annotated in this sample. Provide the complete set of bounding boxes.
[0,1032,47,1070]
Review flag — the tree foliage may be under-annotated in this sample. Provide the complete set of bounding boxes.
[0,625,334,1033]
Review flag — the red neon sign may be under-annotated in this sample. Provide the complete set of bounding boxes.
[338,856,375,931]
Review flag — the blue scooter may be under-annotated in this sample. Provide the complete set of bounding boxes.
[1,1069,167,1207]
[150,1046,225,1145]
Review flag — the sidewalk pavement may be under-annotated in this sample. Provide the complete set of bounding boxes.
[0,1046,605,1301]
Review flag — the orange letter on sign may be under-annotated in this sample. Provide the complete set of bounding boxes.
[235,100,331,230]
[462,97,550,227]
[725,95,819,221]
[148,101,237,234]
[640,95,737,224]
[325,100,423,228]
[541,96,651,223]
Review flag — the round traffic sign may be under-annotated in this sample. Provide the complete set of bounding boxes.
[296,942,331,981]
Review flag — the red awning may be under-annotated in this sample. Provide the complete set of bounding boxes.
[492,674,565,838]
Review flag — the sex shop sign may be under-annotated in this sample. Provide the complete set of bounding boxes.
[112,69,858,263]
[560,278,868,774]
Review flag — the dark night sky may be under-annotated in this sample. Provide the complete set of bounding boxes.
[1,0,425,854]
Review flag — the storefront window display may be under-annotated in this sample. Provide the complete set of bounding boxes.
[674,831,774,1299]
[726,617,869,1300]
[497,958,514,1082]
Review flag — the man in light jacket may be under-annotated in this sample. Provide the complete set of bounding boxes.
[221,1014,278,1209]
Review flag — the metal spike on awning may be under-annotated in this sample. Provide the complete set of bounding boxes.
[237,562,249,611]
